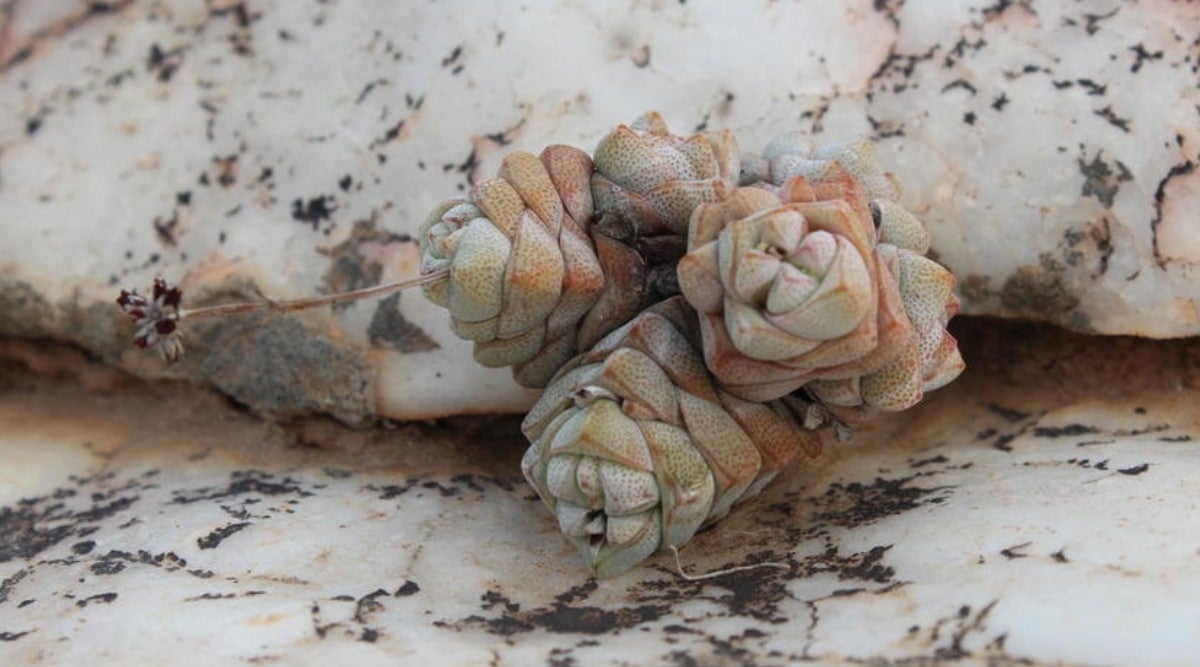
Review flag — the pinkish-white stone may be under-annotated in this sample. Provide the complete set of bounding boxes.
[0,0,1195,421]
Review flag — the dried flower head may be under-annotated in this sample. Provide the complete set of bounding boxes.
[116,277,184,363]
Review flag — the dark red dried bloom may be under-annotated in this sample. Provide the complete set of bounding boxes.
[117,278,185,362]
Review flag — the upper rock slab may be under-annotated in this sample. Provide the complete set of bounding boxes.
[1,1,1196,420]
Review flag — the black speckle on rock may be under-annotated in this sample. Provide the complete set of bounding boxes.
[173,471,313,505]
[866,113,905,139]
[76,592,117,608]
[1033,423,1098,438]
[395,580,420,597]
[185,592,236,601]
[1075,78,1106,96]
[0,631,30,641]
[442,45,463,67]
[832,545,896,584]
[0,481,139,564]
[147,43,184,82]
[90,560,126,575]
[291,195,336,230]
[1118,463,1149,476]
[481,589,519,613]
[910,455,949,469]
[0,569,30,605]
[448,582,668,638]
[975,428,998,442]
[867,44,938,95]
[999,542,1030,559]
[809,475,953,529]
[1093,105,1130,133]
[1128,43,1164,73]
[532,604,664,635]
[368,294,440,353]
[153,211,180,247]
[467,603,666,637]
[353,588,392,628]
[941,79,977,95]
[984,403,1030,422]
[71,540,96,555]
[372,120,406,148]
[197,522,251,549]
[318,216,416,298]
[423,480,460,498]
[213,155,239,188]
[449,474,487,494]
[1075,7,1120,35]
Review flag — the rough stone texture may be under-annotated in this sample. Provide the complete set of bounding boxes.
[861,1,1200,337]
[1,320,1198,665]
[0,0,1196,420]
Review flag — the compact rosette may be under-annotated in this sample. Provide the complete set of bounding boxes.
[678,135,964,421]
[591,111,739,237]
[420,146,611,387]
[585,112,742,330]
[520,298,819,578]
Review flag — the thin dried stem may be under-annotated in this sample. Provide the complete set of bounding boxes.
[177,270,449,321]
[669,545,788,581]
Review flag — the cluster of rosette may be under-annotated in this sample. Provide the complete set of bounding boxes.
[419,114,963,577]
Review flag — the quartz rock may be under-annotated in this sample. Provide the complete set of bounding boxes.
[0,1,1195,420]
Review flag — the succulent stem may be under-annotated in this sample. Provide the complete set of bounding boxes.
[177,269,450,321]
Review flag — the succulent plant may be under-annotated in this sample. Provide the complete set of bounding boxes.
[677,138,964,419]
[520,297,820,578]
[119,114,964,579]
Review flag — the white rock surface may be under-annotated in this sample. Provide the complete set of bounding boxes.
[0,0,1197,420]
[1,329,1198,665]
